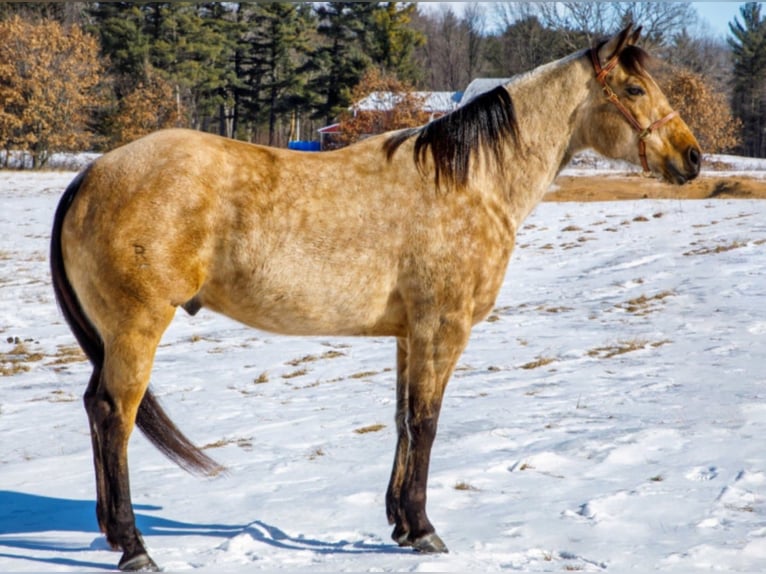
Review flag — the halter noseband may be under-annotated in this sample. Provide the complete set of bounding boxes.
[589,47,678,176]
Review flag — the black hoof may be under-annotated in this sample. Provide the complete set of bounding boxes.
[118,552,160,572]
[412,532,448,554]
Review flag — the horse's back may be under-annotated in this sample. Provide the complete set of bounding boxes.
[61,129,412,338]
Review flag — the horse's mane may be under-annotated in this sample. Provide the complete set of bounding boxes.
[383,85,520,190]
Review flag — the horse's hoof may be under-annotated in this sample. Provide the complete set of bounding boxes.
[391,525,411,547]
[412,532,449,554]
[118,553,160,572]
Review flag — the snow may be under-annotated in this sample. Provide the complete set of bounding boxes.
[1,165,766,572]
[562,150,766,179]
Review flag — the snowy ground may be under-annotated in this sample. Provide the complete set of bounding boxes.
[1,168,766,572]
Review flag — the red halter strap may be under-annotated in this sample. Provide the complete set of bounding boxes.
[589,47,678,175]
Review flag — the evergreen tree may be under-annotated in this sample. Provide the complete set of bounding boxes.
[141,3,236,131]
[88,2,150,89]
[91,3,237,134]
[367,2,425,83]
[240,3,313,145]
[728,2,766,157]
[309,2,377,124]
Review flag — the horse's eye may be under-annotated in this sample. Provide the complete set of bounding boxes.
[626,85,645,97]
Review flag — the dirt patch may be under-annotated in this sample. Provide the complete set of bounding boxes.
[546,175,766,202]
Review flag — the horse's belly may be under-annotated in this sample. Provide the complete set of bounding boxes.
[199,275,405,338]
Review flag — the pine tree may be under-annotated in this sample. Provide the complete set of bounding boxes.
[240,3,313,145]
[309,2,377,124]
[728,2,766,156]
[367,3,425,83]
[88,3,150,90]
[141,3,236,131]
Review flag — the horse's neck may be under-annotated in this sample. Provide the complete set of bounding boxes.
[504,50,592,225]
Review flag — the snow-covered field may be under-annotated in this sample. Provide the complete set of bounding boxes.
[2,167,766,572]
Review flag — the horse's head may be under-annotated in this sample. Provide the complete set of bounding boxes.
[584,25,701,184]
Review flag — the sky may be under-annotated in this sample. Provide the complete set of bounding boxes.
[425,2,747,40]
[693,2,745,38]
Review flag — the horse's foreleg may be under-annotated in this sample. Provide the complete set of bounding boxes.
[386,337,410,543]
[396,312,470,553]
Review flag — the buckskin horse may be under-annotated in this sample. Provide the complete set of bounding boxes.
[50,26,700,571]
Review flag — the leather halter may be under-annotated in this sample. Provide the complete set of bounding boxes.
[589,47,678,175]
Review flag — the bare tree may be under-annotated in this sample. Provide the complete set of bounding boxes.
[612,2,698,48]
[536,2,609,49]
[487,3,572,75]
[666,29,732,91]
[412,4,474,90]
[534,2,697,48]
[463,3,487,82]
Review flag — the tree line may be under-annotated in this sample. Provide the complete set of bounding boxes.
[0,2,763,168]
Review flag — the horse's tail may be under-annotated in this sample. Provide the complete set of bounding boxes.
[50,167,223,477]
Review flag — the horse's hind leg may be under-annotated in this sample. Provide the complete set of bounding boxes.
[83,365,109,534]
[85,306,174,572]
[386,337,410,544]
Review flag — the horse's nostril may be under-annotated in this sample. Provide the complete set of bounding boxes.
[688,147,702,173]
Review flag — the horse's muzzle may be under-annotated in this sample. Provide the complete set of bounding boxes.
[665,145,702,185]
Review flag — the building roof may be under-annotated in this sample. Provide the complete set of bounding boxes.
[352,91,460,113]
[460,78,512,105]
[317,123,340,134]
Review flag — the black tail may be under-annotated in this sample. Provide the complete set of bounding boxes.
[50,167,223,477]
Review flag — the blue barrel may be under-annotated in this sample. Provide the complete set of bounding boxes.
[288,141,321,152]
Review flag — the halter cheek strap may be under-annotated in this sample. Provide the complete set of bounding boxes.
[589,48,678,176]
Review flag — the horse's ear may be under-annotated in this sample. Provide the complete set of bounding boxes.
[599,24,634,62]
[628,25,643,45]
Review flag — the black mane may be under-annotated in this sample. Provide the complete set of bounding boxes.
[383,85,520,189]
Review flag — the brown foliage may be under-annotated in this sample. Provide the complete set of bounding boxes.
[0,16,105,167]
[335,68,431,147]
[657,66,741,154]
[109,75,182,147]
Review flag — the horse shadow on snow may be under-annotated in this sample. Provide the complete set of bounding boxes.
[0,491,405,570]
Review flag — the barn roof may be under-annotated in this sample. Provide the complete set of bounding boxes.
[460,78,512,105]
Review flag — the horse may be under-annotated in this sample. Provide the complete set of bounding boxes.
[50,25,700,571]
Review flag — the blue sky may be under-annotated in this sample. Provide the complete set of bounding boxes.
[426,2,747,40]
[694,2,745,38]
